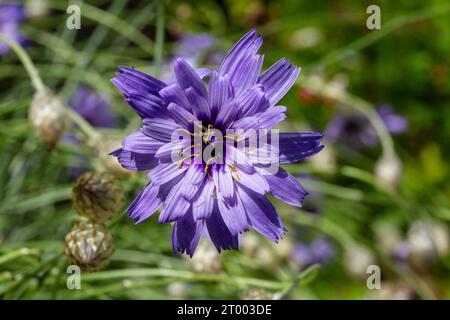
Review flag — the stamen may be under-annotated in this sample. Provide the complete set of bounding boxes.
[177,153,198,167]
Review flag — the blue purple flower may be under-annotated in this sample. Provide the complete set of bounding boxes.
[69,86,117,128]
[111,30,324,256]
[65,86,117,178]
[326,104,407,149]
[291,238,334,270]
[174,33,219,66]
[0,3,26,55]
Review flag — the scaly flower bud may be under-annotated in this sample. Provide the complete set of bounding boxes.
[73,171,124,223]
[29,90,65,148]
[375,154,402,190]
[64,221,114,272]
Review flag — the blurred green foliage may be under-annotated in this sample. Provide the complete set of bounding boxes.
[0,0,449,299]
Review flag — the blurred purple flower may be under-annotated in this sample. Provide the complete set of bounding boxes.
[291,238,334,270]
[161,33,225,83]
[326,104,407,149]
[111,30,324,256]
[175,33,225,67]
[69,86,117,128]
[0,3,26,55]
[64,86,117,178]
[392,241,409,263]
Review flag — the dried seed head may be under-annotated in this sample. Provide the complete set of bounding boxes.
[29,90,66,148]
[73,171,124,222]
[407,221,438,271]
[187,241,222,274]
[64,221,114,272]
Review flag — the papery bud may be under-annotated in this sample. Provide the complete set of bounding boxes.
[277,236,295,259]
[95,139,133,176]
[375,154,402,190]
[240,288,273,300]
[73,171,124,222]
[344,244,375,279]
[374,222,402,255]
[289,27,323,50]
[29,90,65,148]
[255,247,279,268]
[187,241,222,274]
[64,221,114,272]
[407,221,438,270]
[26,0,49,19]
[308,145,336,172]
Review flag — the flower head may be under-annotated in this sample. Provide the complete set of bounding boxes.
[291,238,334,270]
[326,104,407,149]
[69,86,117,128]
[0,3,26,55]
[111,30,324,256]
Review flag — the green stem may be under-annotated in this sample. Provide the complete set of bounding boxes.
[80,268,287,290]
[154,0,166,76]
[0,248,40,266]
[0,35,45,93]
[290,212,356,249]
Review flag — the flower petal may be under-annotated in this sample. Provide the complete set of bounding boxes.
[192,178,215,220]
[167,102,197,129]
[259,167,308,207]
[215,99,239,129]
[238,185,286,242]
[277,132,324,164]
[237,85,269,117]
[159,83,191,112]
[141,118,180,142]
[111,148,158,171]
[150,162,187,186]
[258,58,301,106]
[127,183,162,223]
[122,92,167,119]
[122,131,164,154]
[172,207,204,257]
[208,71,234,115]
[158,176,191,223]
[184,87,211,121]
[112,66,166,96]
[234,170,269,195]
[218,191,249,236]
[174,58,207,97]
[219,30,263,90]
[213,165,234,200]
[206,201,239,252]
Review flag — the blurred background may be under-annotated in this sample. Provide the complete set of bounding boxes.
[0,0,449,299]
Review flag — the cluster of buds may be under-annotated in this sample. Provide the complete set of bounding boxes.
[64,171,124,271]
